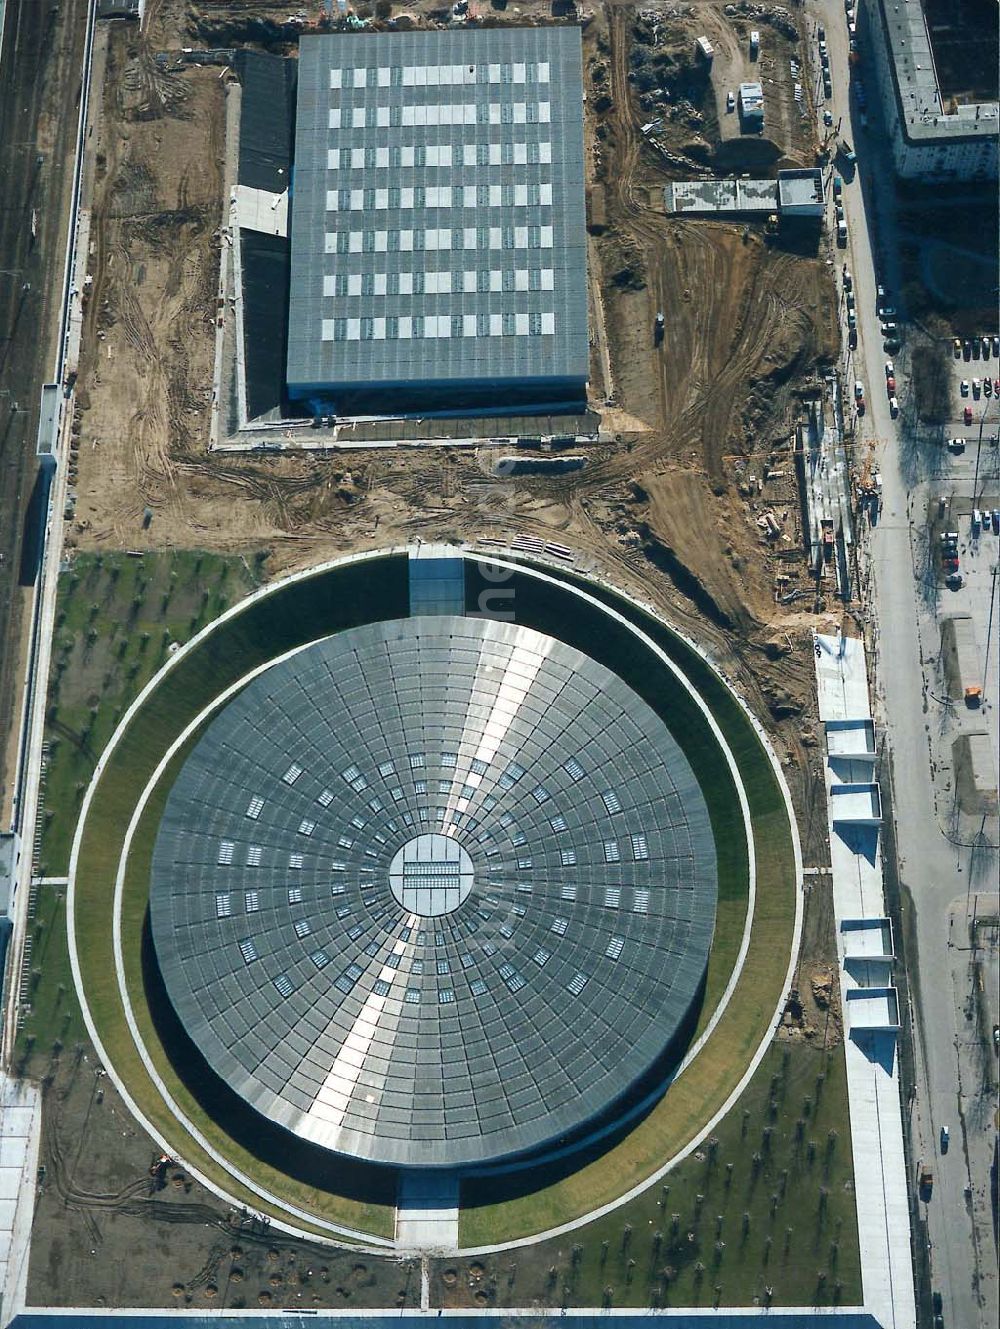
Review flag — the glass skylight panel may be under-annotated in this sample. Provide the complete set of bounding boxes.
[373,979,391,996]
[631,833,649,860]
[317,788,334,807]
[244,890,259,912]
[289,852,305,869]
[441,752,458,767]
[561,883,577,901]
[287,887,302,904]
[568,971,589,995]
[604,887,621,908]
[470,978,488,997]
[604,839,620,863]
[409,752,425,769]
[405,987,420,1003]
[633,888,650,914]
[551,917,568,936]
[282,762,303,785]
[215,894,231,918]
[351,814,366,829]
[217,841,234,865]
[439,988,456,1003]
[297,820,315,837]
[311,949,330,968]
[378,760,395,777]
[602,789,622,815]
[531,784,550,804]
[605,935,625,960]
[533,947,551,966]
[245,796,265,820]
[238,938,257,963]
[273,973,293,997]
[294,918,311,939]
[342,764,362,784]
[560,848,577,866]
[549,814,567,832]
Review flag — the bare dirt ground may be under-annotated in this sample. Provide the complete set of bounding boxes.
[27,1041,418,1309]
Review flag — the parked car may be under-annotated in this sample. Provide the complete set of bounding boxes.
[960,379,970,396]
[972,378,981,398]
[949,437,966,453]
[885,360,895,377]
[833,175,843,200]
[882,321,899,335]
[847,310,857,329]
[992,335,1000,356]
[953,338,962,356]
[994,378,999,396]
[985,377,993,398]
[889,396,899,418]
[879,305,897,320]
[993,510,1000,534]
[838,138,857,164]
[981,336,991,358]
[842,266,852,289]
[963,340,973,359]
[726,90,735,112]
[964,405,974,424]
[854,381,865,400]
[823,109,833,126]
[886,376,896,394]
[972,338,981,358]
[939,1126,950,1153]
[848,326,858,349]
[846,290,856,310]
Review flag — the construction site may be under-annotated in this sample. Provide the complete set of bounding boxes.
[9,0,885,1311]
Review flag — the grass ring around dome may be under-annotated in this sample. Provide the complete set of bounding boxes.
[66,547,800,1249]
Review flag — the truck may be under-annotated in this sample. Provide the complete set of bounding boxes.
[837,219,848,246]
[918,1162,933,1198]
[749,30,760,58]
[838,139,857,165]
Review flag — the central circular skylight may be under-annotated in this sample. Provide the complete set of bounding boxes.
[388,834,475,917]
[149,616,718,1169]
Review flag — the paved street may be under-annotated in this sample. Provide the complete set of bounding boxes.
[807,3,999,1327]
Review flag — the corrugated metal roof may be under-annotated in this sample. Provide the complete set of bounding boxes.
[286,27,588,407]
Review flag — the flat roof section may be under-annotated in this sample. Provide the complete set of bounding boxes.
[873,0,999,145]
[236,51,298,194]
[286,27,589,410]
[664,178,775,215]
[841,917,894,963]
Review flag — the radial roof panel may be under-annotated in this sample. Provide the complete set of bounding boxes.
[286,27,588,403]
[150,617,718,1168]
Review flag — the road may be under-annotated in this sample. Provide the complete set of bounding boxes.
[808,3,999,1327]
[0,0,90,824]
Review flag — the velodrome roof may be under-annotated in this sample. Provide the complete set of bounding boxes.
[150,616,717,1169]
[286,27,588,402]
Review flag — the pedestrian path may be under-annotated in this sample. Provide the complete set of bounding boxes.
[395,1170,459,1252]
[0,1073,41,1324]
[814,633,915,1329]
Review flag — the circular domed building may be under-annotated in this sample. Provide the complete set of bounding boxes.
[149,611,718,1170]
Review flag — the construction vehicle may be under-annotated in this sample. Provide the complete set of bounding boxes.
[821,518,835,561]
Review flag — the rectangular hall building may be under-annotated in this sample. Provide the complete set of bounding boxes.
[286,26,589,417]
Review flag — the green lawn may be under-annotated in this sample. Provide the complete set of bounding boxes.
[436,1040,860,1309]
[39,551,260,876]
[14,883,85,1078]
